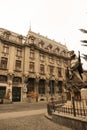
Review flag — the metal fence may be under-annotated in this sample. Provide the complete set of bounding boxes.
[55,99,87,117]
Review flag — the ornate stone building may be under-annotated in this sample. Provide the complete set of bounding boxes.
[0,28,70,103]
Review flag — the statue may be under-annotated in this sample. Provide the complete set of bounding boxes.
[65,50,84,100]
[70,51,83,81]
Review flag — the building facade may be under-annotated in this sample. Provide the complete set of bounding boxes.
[0,28,70,103]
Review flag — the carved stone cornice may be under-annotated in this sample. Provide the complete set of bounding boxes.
[8,72,14,76]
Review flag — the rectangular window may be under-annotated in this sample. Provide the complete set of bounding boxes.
[49,66,54,75]
[40,53,45,61]
[15,60,21,70]
[29,62,34,72]
[0,76,7,83]
[17,48,22,57]
[0,57,8,69]
[58,67,62,77]
[57,59,62,65]
[30,49,35,59]
[40,64,45,74]
[3,44,9,54]
[49,56,54,63]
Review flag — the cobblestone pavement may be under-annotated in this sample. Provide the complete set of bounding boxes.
[0,114,72,130]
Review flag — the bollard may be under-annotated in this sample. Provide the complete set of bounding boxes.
[47,102,52,115]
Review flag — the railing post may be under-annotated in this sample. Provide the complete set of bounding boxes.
[72,96,76,117]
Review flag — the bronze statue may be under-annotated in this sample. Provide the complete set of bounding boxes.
[65,50,84,99]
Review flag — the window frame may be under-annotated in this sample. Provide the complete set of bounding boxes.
[40,64,45,74]
[16,48,22,57]
[3,44,9,54]
[15,60,21,70]
[0,57,8,69]
[29,62,34,72]
[30,49,35,59]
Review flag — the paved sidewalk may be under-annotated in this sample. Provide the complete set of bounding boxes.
[0,108,46,120]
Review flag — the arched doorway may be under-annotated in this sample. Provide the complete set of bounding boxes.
[49,80,55,96]
[27,78,35,94]
[12,77,22,102]
[38,79,45,95]
[58,81,63,93]
[0,75,7,103]
[12,87,21,102]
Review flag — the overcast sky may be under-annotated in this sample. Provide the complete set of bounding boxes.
[0,0,87,69]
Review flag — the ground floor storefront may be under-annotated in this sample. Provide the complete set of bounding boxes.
[0,74,67,103]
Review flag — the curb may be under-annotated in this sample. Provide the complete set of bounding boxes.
[44,113,52,121]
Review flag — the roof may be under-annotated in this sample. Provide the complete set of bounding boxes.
[26,30,68,52]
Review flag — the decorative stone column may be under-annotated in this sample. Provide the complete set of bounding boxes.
[45,79,50,101]
[35,78,39,94]
[7,73,14,103]
[22,75,28,102]
[35,78,39,102]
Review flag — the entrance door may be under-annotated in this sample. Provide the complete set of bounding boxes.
[0,87,6,99]
[27,78,35,93]
[12,87,21,102]
[38,80,45,94]
[49,80,55,95]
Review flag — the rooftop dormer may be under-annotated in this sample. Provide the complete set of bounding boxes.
[47,44,53,51]
[28,35,36,44]
[3,31,11,40]
[38,40,45,48]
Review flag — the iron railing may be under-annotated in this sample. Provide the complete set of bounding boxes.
[55,99,87,117]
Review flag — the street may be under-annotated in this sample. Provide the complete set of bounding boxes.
[0,102,47,113]
[0,102,72,130]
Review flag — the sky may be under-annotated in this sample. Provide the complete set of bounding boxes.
[0,0,87,69]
